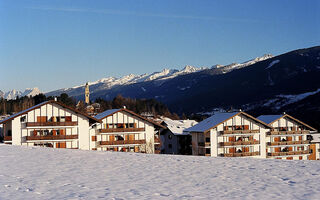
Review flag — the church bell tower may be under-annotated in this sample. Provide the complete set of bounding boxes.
[85,82,90,104]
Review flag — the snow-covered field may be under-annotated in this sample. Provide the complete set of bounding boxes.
[1,145,320,200]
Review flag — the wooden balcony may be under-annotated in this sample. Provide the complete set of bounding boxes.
[222,151,260,157]
[26,122,78,127]
[267,140,310,146]
[4,136,12,141]
[268,130,310,135]
[154,137,161,144]
[268,150,310,157]
[222,130,260,134]
[26,135,78,141]
[99,139,146,146]
[154,150,161,154]
[99,128,145,133]
[219,140,260,147]
[198,142,211,147]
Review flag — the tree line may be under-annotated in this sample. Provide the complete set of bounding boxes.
[0,93,180,119]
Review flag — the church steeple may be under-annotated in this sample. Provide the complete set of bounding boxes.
[85,82,90,104]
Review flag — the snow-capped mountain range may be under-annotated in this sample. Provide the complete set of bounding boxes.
[68,65,208,90]
[47,54,273,96]
[0,88,41,100]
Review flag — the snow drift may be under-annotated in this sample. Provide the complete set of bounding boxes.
[1,145,320,199]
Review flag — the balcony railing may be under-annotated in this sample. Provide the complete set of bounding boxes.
[221,151,260,157]
[99,139,146,145]
[4,136,12,141]
[154,137,161,144]
[154,150,161,154]
[268,150,310,157]
[268,130,310,135]
[222,130,260,134]
[26,122,78,127]
[219,140,260,146]
[99,128,145,133]
[198,142,210,147]
[26,135,78,140]
[267,140,310,146]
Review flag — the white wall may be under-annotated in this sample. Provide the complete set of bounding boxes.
[4,102,91,149]
[91,110,157,153]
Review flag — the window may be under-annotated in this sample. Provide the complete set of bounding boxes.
[168,144,172,148]
[7,130,12,136]
[117,123,125,128]
[307,135,313,141]
[205,137,210,142]
[43,130,50,136]
[206,148,211,154]
[20,116,26,122]
[116,135,124,140]
[60,117,66,122]
[168,134,172,140]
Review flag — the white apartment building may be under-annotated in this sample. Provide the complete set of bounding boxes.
[258,114,317,160]
[89,108,165,153]
[185,112,271,158]
[0,100,99,149]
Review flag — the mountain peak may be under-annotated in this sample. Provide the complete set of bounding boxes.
[2,87,41,100]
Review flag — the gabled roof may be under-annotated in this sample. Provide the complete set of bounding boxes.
[185,112,272,133]
[94,109,122,120]
[257,114,316,131]
[0,101,49,124]
[257,115,283,124]
[0,100,100,124]
[94,108,166,129]
[163,119,197,136]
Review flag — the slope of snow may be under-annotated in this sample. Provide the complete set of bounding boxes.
[46,54,273,97]
[157,66,207,81]
[3,88,41,100]
[0,90,4,98]
[53,66,207,94]
[163,118,198,135]
[212,54,273,70]
[277,88,320,105]
[263,88,320,109]
[143,69,178,81]
[240,54,273,68]
[20,88,41,97]
[265,60,280,69]
[4,89,22,100]
[1,145,320,200]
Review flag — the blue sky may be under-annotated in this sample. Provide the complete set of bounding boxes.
[0,0,319,92]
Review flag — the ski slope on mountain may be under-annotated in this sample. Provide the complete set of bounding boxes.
[1,145,320,200]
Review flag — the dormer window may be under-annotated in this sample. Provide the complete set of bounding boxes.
[20,116,26,122]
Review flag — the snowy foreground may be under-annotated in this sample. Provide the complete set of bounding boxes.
[1,145,320,200]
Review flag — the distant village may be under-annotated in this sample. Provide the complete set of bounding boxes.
[1,83,319,161]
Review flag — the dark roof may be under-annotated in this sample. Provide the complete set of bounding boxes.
[0,100,101,124]
[185,111,272,133]
[94,109,122,120]
[257,115,283,124]
[257,114,316,131]
[94,108,166,129]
